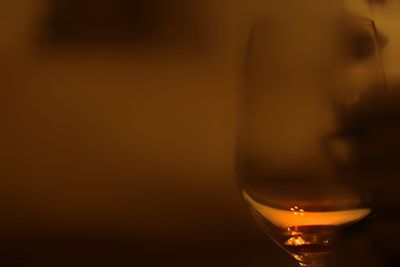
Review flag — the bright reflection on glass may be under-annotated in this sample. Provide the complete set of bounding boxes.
[286,236,306,246]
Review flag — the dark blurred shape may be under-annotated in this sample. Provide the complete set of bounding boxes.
[351,31,375,60]
[41,0,207,47]
[46,0,158,40]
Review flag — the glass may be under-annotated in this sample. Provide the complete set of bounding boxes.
[235,14,386,267]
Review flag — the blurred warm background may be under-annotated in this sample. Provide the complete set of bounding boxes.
[0,0,399,266]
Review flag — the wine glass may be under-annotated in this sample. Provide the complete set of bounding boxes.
[236,14,386,267]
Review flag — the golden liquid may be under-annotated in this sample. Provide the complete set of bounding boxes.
[243,191,371,266]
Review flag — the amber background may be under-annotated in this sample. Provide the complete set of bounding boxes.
[1,0,399,266]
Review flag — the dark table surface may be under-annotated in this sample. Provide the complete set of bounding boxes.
[1,235,389,267]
